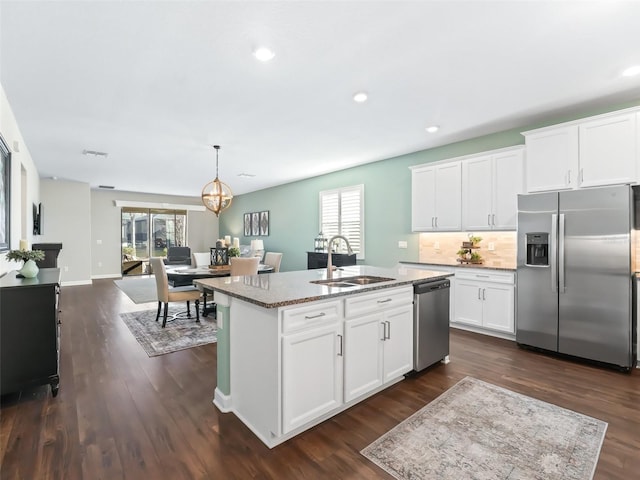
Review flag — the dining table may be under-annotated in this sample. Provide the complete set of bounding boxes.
[166,263,274,316]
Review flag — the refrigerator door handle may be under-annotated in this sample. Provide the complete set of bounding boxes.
[551,214,558,293]
[558,213,565,293]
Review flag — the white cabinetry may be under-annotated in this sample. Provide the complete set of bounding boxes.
[453,270,514,334]
[343,287,413,403]
[281,301,342,434]
[462,146,524,230]
[523,108,639,193]
[411,162,461,231]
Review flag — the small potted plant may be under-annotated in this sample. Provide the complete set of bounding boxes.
[228,246,241,258]
[5,248,45,278]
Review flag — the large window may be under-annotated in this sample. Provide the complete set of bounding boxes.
[319,184,364,260]
[121,207,187,275]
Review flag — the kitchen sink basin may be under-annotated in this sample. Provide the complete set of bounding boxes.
[310,275,395,288]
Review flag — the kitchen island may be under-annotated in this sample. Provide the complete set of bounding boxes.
[195,265,451,447]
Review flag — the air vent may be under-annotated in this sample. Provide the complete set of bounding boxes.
[83,149,109,157]
[98,185,115,189]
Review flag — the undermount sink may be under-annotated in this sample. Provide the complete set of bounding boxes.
[310,275,395,288]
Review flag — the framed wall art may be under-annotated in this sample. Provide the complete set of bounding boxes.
[251,212,260,236]
[244,213,251,236]
[244,210,271,237]
[259,211,269,236]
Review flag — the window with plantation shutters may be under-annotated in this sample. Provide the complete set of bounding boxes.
[319,185,364,260]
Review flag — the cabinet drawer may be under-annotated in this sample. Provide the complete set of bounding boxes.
[344,286,413,318]
[455,270,514,284]
[281,300,341,334]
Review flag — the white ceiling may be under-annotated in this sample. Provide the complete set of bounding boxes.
[1,1,640,197]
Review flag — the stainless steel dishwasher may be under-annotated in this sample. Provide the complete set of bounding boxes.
[414,279,451,371]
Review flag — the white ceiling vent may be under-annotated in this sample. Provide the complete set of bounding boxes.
[83,149,109,157]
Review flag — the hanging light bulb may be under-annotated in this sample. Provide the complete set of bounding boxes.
[201,145,233,216]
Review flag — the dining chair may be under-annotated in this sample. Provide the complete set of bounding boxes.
[263,252,283,273]
[230,257,260,276]
[150,257,201,328]
[192,252,210,267]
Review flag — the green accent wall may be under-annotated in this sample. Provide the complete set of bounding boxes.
[220,99,640,272]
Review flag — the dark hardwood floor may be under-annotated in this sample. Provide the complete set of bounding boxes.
[1,278,639,479]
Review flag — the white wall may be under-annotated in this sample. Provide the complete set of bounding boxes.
[0,84,40,276]
[40,179,92,285]
[90,189,219,279]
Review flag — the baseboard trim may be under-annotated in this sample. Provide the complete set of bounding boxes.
[91,273,122,279]
[61,279,93,287]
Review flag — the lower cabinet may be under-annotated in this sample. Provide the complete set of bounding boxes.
[282,322,343,434]
[343,293,414,403]
[453,270,515,334]
[280,286,414,434]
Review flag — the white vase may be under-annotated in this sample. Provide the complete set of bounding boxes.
[20,259,39,278]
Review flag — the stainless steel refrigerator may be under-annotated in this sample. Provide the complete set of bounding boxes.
[517,184,635,369]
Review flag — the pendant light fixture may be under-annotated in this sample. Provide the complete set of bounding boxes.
[201,145,233,216]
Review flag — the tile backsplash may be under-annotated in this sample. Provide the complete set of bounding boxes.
[419,232,517,269]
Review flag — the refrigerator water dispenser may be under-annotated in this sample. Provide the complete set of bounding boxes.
[525,233,549,266]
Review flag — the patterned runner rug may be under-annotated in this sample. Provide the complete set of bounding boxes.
[361,376,607,480]
[119,306,217,357]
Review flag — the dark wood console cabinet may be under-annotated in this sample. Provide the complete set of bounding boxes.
[307,251,357,269]
[0,268,61,397]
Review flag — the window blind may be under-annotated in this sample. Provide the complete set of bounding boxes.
[319,185,364,259]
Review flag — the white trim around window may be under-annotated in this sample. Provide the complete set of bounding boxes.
[319,184,364,260]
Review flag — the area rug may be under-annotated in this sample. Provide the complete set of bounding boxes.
[361,376,607,480]
[119,306,217,357]
[114,277,157,304]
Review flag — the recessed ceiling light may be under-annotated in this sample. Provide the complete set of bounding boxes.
[254,47,275,62]
[353,92,368,103]
[621,65,640,77]
[425,125,440,133]
[237,173,256,178]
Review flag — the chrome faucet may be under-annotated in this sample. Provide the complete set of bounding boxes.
[326,235,353,278]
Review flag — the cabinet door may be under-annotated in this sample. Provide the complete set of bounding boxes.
[493,149,524,229]
[462,155,493,230]
[282,323,342,434]
[382,305,414,383]
[344,314,383,402]
[434,162,462,230]
[481,283,515,333]
[453,279,483,327]
[579,112,638,188]
[525,126,578,192]
[411,167,436,231]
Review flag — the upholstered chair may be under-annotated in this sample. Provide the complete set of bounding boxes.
[263,252,283,273]
[192,252,210,267]
[150,257,201,328]
[163,246,192,265]
[229,257,260,276]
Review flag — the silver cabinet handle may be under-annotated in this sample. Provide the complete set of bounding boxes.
[385,320,391,339]
[377,298,392,304]
[551,214,557,293]
[337,334,343,356]
[304,312,326,319]
[478,288,481,300]
[431,217,434,227]
[559,213,566,293]
[487,214,491,226]
[492,214,495,226]
[380,322,386,341]
[475,274,490,278]
[435,217,438,228]
[482,288,486,300]
[580,168,584,184]
[567,170,571,185]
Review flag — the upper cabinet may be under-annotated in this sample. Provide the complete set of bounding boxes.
[523,108,640,193]
[461,147,524,230]
[411,161,461,231]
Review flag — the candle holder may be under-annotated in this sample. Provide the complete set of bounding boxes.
[211,246,229,266]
